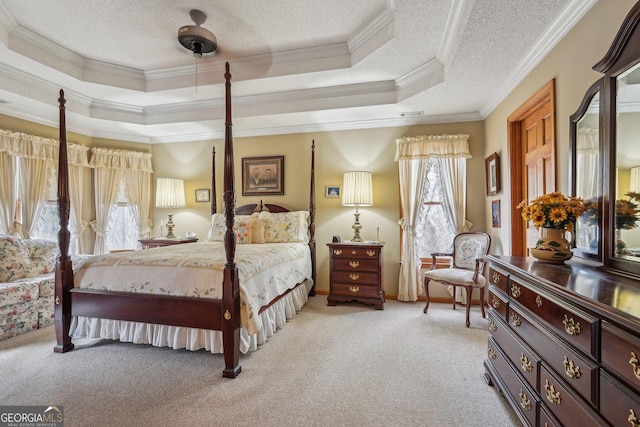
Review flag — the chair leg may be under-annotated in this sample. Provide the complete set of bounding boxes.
[423,279,430,313]
[480,286,486,318]
[452,285,457,310]
[464,286,472,327]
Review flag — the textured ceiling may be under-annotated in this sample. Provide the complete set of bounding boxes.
[0,0,594,143]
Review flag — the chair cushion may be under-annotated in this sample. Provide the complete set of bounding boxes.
[424,268,486,287]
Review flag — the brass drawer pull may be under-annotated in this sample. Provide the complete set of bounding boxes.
[349,286,359,293]
[629,409,640,427]
[519,389,532,411]
[55,296,60,305]
[629,352,640,380]
[491,271,500,284]
[349,261,360,268]
[352,250,357,255]
[366,250,376,257]
[520,353,533,372]
[563,355,581,379]
[536,295,543,307]
[488,345,496,359]
[491,296,500,309]
[511,284,521,298]
[488,319,497,332]
[333,249,342,255]
[544,379,562,405]
[349,273,360,281]
[510,313,521,327]
[562,315,581,335]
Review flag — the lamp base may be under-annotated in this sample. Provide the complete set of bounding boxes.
[166,212,176,239]
[351,208,363,242]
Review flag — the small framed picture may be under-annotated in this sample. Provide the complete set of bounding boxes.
[485,152,500,196]
[325,185,341,198]
[492,200,501,228]
[195,189,210,203]
[242,156,284,196]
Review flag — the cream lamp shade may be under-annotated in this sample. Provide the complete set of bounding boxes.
[155,178,186,238]
[342,171,373,242]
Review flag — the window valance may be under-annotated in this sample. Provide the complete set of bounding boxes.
[0,129,90,166]
[89,147,153,172]
[395,134,471,160]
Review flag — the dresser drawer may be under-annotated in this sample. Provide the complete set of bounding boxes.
[487,336,539,427]
[488,266,509,293]
[330,246,380,259]
[539,405,560,427]
[539,363,605,427]
[488,285,508,321]
[600,370,640,427]
[509,276,598,357]
[332,258,379,272]
[330,282,381,299]
[507,303,598,406]
[489,310,539,391]
[602,321,640,393]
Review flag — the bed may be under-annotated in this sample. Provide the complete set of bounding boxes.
[53,62,317,378]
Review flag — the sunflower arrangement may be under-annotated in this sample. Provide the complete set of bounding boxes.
[616,192,640,230]
[517,192,586,230]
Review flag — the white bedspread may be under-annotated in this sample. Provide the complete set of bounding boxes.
[69,242,313,353]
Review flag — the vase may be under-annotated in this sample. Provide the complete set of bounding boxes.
[530,227,573,263]
[616,229,627,256]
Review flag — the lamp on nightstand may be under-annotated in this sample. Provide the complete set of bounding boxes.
[342,171,373,242]
[155,178,186,239]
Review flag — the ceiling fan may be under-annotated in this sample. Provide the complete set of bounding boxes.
[178,9,218,58]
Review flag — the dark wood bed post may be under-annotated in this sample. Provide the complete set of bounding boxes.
[54,89,74,353]
[308,140,316,296]
[211,147,217,215]
[222,62,241,378]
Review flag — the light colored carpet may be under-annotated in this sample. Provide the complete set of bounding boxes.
[0,296,521,427]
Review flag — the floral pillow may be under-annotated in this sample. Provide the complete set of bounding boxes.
[258,211,310,243]
[23,239,59,276]
[206,213,264,244]
[0,236,33,282]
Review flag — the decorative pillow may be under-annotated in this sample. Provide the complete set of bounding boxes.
[0,236,33,282]
[206,213,264,244]
[23,239,59,277]
[258,211,310,243]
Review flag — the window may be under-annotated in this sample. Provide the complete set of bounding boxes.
[415,158,456,259]
[104,178,139,252]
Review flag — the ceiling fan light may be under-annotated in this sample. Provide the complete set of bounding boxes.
[178,24,217,57]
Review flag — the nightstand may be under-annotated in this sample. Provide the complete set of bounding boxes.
[138,237,198,249]
[327,242,384,309]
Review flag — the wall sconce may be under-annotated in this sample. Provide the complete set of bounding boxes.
[342,171,373,242]
[155,178,186,239]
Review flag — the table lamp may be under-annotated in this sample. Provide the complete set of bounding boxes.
[155,178,186,238]
[342,171,373,242]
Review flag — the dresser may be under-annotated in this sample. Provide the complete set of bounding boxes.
[484,255,640,426]
[327,242,384,309]
[138,237,198,249]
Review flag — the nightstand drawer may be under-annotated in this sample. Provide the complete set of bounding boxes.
[330,246,380,259]
[332,258,379,272]
[332,271,378,284]
[330,282,381,299]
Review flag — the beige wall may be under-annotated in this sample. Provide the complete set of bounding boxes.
[483,0,638,256]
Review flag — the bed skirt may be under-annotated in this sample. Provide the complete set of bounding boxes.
[69,279,313,354]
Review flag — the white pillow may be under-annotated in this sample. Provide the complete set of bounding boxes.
[258,211,310,243]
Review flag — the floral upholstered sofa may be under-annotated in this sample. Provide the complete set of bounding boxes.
[0,236,58,340]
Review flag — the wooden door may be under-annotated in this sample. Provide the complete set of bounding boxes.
[508,80,556,256]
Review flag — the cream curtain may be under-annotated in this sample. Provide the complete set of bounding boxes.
[395,134,471,302]
[89,147,153,254]
[0,130,90,243]
[0,151,17,234]
[576,127,599,199]
[123,168,153,238]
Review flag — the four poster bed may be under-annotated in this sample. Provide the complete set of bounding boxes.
[53,62,317,378]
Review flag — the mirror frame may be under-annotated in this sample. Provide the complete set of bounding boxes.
[592,1,640,275]
[570,78,604,262]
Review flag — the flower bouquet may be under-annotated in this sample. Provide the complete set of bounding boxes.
[517,192,586,231]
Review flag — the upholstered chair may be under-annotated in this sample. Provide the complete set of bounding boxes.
[422,232,491,327]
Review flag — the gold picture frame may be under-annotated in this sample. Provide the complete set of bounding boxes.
[195,189,210,203]
[485,152,500,196]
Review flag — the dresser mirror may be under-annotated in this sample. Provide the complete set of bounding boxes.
[589,1,640,274]
[614,61,640,262]
[570,79,602,260]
